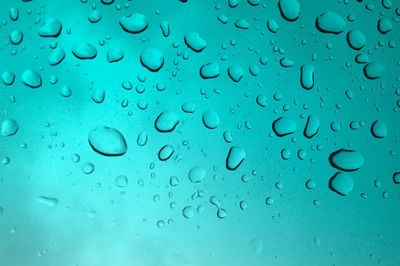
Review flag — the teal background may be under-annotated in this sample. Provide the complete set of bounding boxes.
[0,0,399,265]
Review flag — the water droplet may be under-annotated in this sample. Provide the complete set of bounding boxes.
[1,71,15,86]
[267,19,279,33]
[363,62,385,79]
[137,132,148,146]
[316,11,346,34]
[346,30,366,50]
[226,146,246,171]
[1,119,19,137]
[181,101,196,113]
[48,47,65,66]
[21,69,42,88]
[377,18,392,34]
[158,145,174,161]
[91,89,105,104]
[10,30,23,45]
[82,162,95,175]
[228,65,244,82]
[154,111,179,133]
[184,32,206,52]
[72,43,97,60]
[88,126,127,156]
[272,116,296,137]
[250,238,264,254]
[200,62,220,79]
[329,149,364,171]
[107,47,124,63]
[278,0,300,21]
[38,18,62,37]
[61,85,72,98]
[304,115,319,138]
[115,175,128,188]
[370,120,387,138]
[265,196,274,205]
[119,13,148,33]
[329,172,354,196]
[188,166,206,183]
[202,111,220,129]
[36,196,58,207]
[393,172,400,184]
[140,49,164,72]
[160,21,170,37]
[300,64,315,90]
[182,206,195,219]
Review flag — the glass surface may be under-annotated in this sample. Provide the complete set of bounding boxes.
[0,0,399,265]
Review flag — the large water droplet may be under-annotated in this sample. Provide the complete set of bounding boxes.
[272,116,296,137]
[316,11,346,34]
[72,43,97,60]
[346,30,366,50]
[119,13,148,33]
[304,114,319,138]
[88,126,127,156]
[329,149,364,171]
[226,146,246,171]
[363,62,385,79]
[278,0,300,21]
[202,111,220,129]
[200,62,220,79]
[140,49,164,72]
[21,69,42,88]
[300,64,315,89]
[188,166,206,183]
[158,145,174,161]
[38,18,62,37]
[1,119,19,137]
[370,120,387,138]
[228,65,244,82]
[329,172,354,196]
[48,47,65,66]
[184,32,206,52]
[154,111,179,133]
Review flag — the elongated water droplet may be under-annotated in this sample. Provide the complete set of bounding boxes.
[300,64,315,89]
[304,114,319,138]
[154,111,179,133]
[316,11,346,34]
[226,146,246,171]
[72,43,97,60]
[329,149,364,171]
[119,13,148,33]
[88,126,127,156]
[272,116,296,137]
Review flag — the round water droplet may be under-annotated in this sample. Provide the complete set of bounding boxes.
[38,18,62,37]
[184,32,206,52]
[272,116,296,137]
[140,49,164,72]
[346,30,366,50]
[200,62,220,79]
[115,175,128,188]
[228,65,244,82]
[278,0,300,21]
[182,206,195,219]
[88,126,127,156]
[188,166,206,183]
[154,111,179,133]
[370,120,387,138]
[316,11,346,34]
[377,18,392,34]
[265,196,274,205]
[329,149,364,171]
[1,71,15,85]
[82,163,95,175]
[226,146,246,170]
[61,85,72,97]
[72,43,97,60]
[329,172,354,196]
[10,30,23,45]
[363,62,385,79]
[119,13,148,33]
[202,111,220,129]
[21,69,42,88]
[1,119,18,137]
[393,172,400,184]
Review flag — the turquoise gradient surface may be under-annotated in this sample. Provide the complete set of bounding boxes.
[0,0,399,265]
